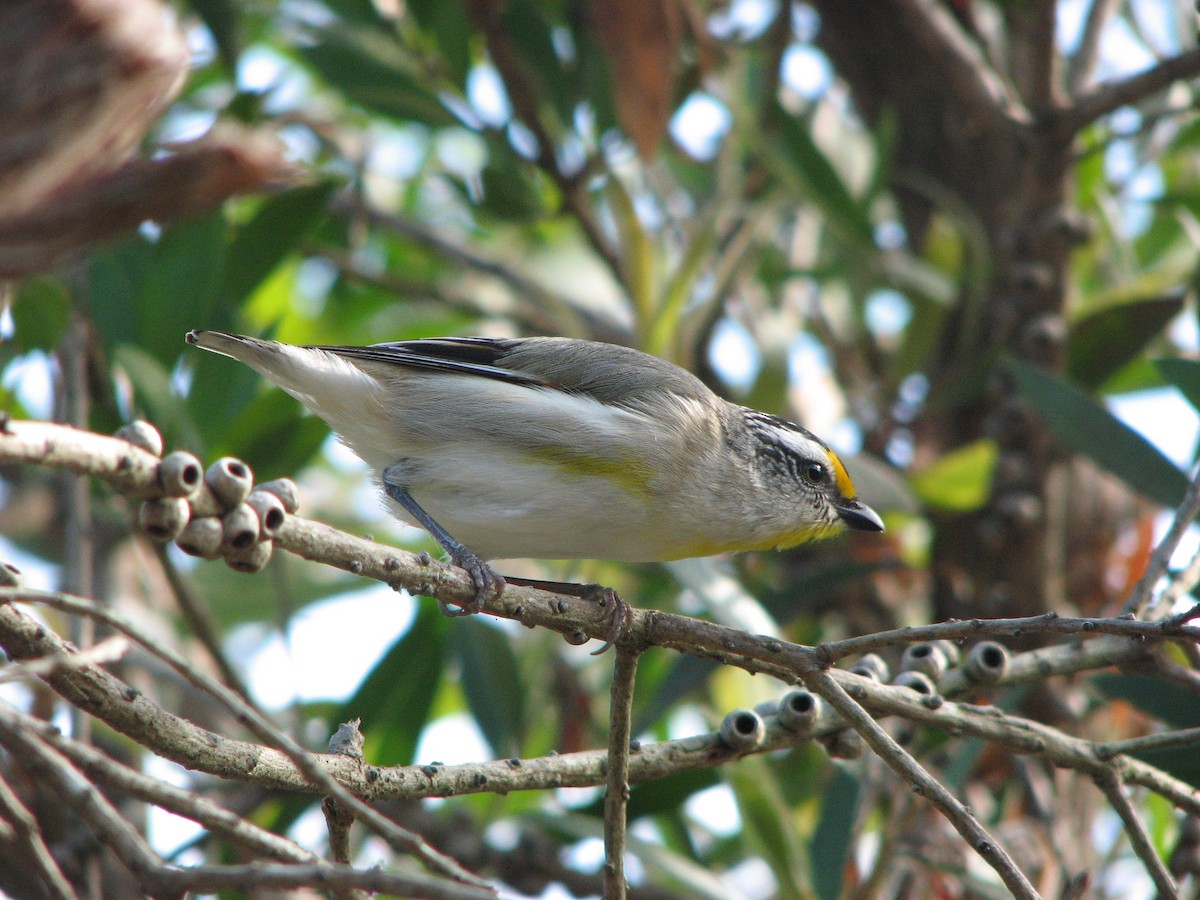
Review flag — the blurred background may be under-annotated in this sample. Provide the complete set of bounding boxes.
[4,0,1200,896]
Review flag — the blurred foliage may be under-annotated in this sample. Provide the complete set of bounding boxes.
[5,0,1200,896]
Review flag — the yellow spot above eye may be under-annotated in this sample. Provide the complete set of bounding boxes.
[826,449,856,498]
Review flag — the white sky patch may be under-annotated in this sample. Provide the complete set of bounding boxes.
[670,92,731,161]
[1109,388,1199,470]
[238,45,287,93]
[1109,387,1200,603]
[685,784,742,838]
[723,856,777,899]
[865,289,912,340]
[157,108,217,144]
[709,318,762,393]
[1056,0,1088,53]
[413,711,492,765]
[238,45,313,114]
[145,757,206,857]
[368,125,430,180]
[562,836,605,873]
[467,63,511,128]
[781,44,832,99]
[709,0,776,41]
[434,128,488,181]
[289,805,334,854]
[1094,16,1157,81]
[242,586,416,709]
[186,20,217,69]
[5,351,53,419]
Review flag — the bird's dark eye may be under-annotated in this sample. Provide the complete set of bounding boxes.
[803,462,826,486]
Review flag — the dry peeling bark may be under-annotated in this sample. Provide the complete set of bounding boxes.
[0,0,295,278]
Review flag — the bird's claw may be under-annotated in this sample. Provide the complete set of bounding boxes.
[585,584,631,656]
[439,550,505,617]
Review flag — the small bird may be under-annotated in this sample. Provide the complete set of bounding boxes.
[186,331,883,629]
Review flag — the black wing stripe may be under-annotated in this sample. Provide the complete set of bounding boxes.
[309,340,547,388]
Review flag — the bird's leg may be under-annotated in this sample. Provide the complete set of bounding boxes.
[382,465,503,616]
[502,575,630,655]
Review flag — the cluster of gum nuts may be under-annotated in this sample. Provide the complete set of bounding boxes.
[117,420,299,573]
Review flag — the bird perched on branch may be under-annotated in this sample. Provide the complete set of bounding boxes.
[187,331,883,640]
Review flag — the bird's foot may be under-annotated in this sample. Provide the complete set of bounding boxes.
[440,548,505,617]
[582,584,631,656]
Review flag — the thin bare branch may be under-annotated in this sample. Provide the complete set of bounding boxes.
[1123,468,1200,616]
[1097,727,1200,761]
[0,769,75,900]
[1056,47,1200,136]
[0,589,490,891]
[150,542,253,701]
[1093,770,1180,898]
[801,668,1040,899]
[604,646,641,900]
[0,701,315,863]
[0,635,128,683]
[1066,0,1122,94]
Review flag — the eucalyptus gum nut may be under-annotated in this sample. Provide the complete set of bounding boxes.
[220,503,260,553]
[138,497,189,541]
[115,420,163,457]
[819,728,864,760]
[205,457,253,509]
[776,689,820,734]
[718,709,765,751]
[900,642,949,680]
[849,652,889,683]
[158,451,203,498]
[247,489,287,538]
[964,641,1010,684]
[176,517,222,559]
[255,478,300,514]
[0,562,23,587]
[225,539,272,574]
[892,670,937,696]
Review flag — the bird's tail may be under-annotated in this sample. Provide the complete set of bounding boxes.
[186,330,349,397]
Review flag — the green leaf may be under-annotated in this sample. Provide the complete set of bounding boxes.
[139,214,229,364]
[1093,674,1200,729]
[764,102,875,249]
[811,767,860,900]
[10,277,71,350]
[1008,358,1188,509]
[112,345,202,452]
[501,0,574,128]
[1068,293,1184,390]
[186,0,241,72]
[195,554,362,628]
[1092,674,1200,787]
[221,183,338,308]
[89,238,151,351]
[1156,358,1200,413]
[579,768,719,822]
[726,756,810,897]
[451,618,525,758]
[406,0,472,88]
[478,154,547,222]
[336,602,449,766]
[909,439,998,511]
[213,390,331,482]
[300,26,456,126]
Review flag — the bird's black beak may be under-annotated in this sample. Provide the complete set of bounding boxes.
[837,499,885,532]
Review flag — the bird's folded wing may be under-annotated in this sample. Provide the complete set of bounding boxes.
[313,338,543,388]
[315,337,713,410]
